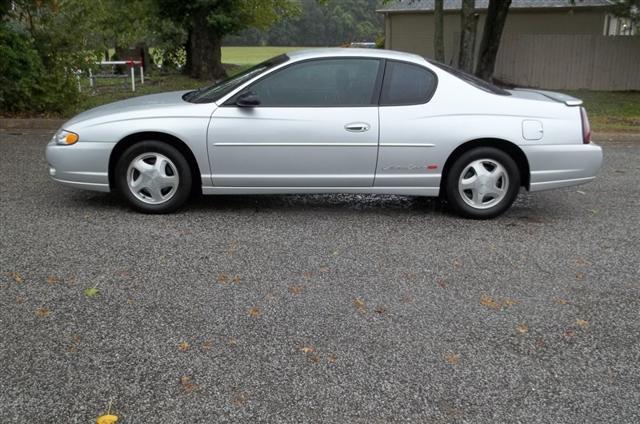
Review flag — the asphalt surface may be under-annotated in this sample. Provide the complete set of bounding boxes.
[1,130,639,423]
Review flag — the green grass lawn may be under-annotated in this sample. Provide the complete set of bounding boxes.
[564,90,640,133]
[221,46,315,65]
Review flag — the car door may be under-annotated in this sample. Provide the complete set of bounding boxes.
[376,60,440,188]
[208,57,382,187]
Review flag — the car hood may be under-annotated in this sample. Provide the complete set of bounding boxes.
[63,90,194,128]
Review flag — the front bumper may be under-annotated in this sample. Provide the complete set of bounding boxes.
[523,143,603,192]
[45,139,115,192]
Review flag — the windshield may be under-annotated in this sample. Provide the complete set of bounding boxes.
[184,54,289,103]
[427,60,511,96]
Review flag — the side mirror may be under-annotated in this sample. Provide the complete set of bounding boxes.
[236,91,261,107]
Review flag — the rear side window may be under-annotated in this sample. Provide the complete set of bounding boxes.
[380,61,437,106]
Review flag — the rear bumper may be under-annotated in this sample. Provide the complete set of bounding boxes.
[523,143,603,192]
[45,139,114,192]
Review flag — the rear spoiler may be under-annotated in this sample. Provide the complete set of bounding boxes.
[512,88,583,106]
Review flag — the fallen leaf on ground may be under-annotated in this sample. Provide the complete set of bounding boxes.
[202,340,213,351]
[231,275,241,284]
[36,307,51,317]
[452,259,462,269]
[299,345,315,354]
[9,272,23,283]
[96,414,118,424]
[353,298,366,313]
[217,273,228,284]
[178,341,190,351]
[227,336,238,346]
[480,295,518,310]
[564,329,575,337]
[516,324,529,334]
[480,295,501,310]
[374,305,387,315]
[576,272,586,280]
[445,353,460,365]
[576,319,589,328]
[319,266,329,273]
[46,275,59,284]
[289,285,303,295]
[84,287,100,298]
[302,272,312,279]
[226,241,239,257]
[180,376,198,393]
[309,354,320,363]
[327,354,337,363]
[554,297,568,305]
[248,307,262,318]
[232,392,247,407]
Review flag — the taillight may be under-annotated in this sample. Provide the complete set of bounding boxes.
[580,107,591,144]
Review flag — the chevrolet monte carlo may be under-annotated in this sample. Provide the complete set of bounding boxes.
[46,49,603,219]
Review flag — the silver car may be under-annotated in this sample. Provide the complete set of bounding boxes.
[46,48,603,218]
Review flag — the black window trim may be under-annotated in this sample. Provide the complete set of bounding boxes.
[378,59,439,107]
[223,56,386,108]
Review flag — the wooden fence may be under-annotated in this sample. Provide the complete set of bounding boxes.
[494,34,640,91]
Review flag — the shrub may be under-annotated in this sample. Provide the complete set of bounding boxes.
[0,22,79,115]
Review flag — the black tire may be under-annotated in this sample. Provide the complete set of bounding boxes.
[115,141,192,213]
[445,147,520,219]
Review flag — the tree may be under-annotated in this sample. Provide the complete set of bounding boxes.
[475,0,511,81]
[457,0,477,73]
[610,0,640,33]
[156,0,299,80]
[433,0,445,62]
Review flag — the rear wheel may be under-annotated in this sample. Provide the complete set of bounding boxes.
[445,147,520,219]
[115,141,192,213]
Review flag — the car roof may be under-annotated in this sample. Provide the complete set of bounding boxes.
[286,48,426,64]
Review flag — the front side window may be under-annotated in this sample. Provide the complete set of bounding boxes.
[380,61,437,106]
[236,58,381,107]
[185,54,289,103]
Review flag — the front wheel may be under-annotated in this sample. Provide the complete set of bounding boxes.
[445,147,520,219]
[115,141,192,213]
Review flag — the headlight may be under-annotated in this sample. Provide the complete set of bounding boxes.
[53,129,79,145]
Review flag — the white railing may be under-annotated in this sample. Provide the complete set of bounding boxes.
[81,60,145,92]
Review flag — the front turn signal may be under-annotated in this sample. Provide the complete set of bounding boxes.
[54,129,79,145]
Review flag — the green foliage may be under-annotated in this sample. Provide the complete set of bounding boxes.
[155,0,299,35]
[226,0,383,46]
[610,0,640,32]
[0,21,79,114]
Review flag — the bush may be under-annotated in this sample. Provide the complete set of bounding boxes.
[0,23,79,115]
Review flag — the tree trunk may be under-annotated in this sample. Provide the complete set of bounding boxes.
[434,0,445,62]
[184,29,192,76]
[189,14,227,80]
[457,0,478,73]
[475,0,511,81]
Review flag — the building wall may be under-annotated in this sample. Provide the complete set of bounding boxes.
[385,8,608,66]
[381,8,640,90]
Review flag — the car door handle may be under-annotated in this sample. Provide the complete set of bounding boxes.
[344,122,370,133]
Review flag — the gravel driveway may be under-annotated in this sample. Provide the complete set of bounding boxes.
[1,131,639,423]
